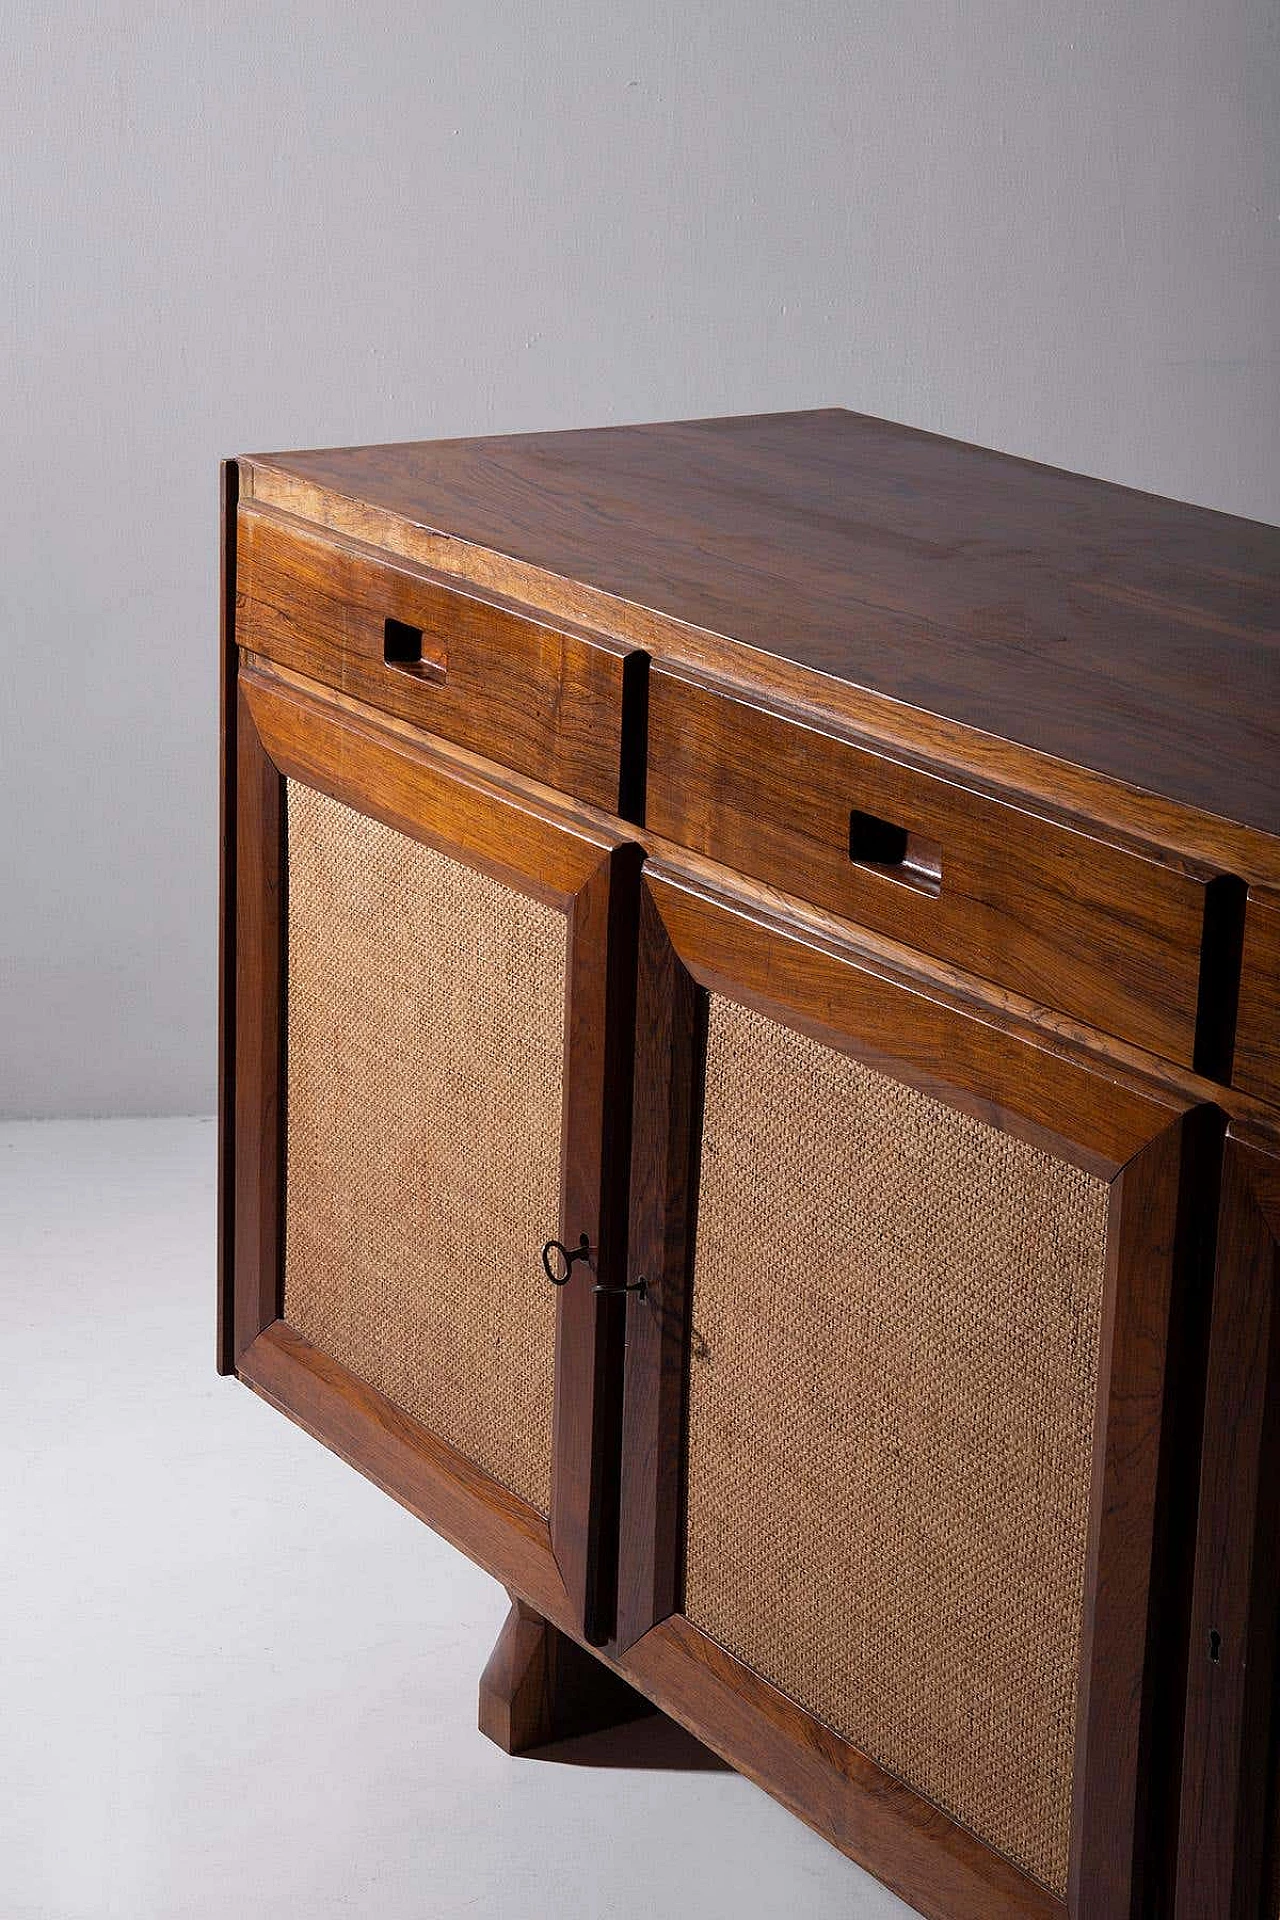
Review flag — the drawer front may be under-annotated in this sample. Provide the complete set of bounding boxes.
[236,503,643,812]
[647,664,1226,1067]
[1235,888,1280,1106]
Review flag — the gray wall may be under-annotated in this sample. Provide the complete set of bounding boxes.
[3,2,1277,1118]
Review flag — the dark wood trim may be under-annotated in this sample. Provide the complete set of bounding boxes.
[1192,874,1248,1083]
[621,1617,1063,1920]
[1136,1101,1226,1918]
[231,687,284,1363]
[478,1594,654,1754]
[616,883,701,1652]
[1175,1136,1280,1918]
[239,1322,574,1626]
[216,459,240,1375]
[550,841,642,1645]
[1067,1112,1202,1916]
[1235,887,1280,1107]
[616,647,650,827]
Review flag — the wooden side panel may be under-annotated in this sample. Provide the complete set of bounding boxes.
[647,664,1226,1067]
[231,687,284,1363]
[1235,888,1280,1107]
[217,459,240,1374]
[237,502,643,812]
[1175,1138,1280,1919]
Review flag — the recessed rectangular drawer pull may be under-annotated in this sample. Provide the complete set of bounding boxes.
[383,615,447,685]
[235,502,641,810]
[848,808,942,896]
[647,661,1225,1066]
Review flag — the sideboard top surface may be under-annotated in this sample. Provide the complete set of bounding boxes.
[246,408,1280,839]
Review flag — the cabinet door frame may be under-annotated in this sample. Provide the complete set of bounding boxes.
[617,859,1215,1920]
[222,662,640,1644]
[1175,1131,1280,1919]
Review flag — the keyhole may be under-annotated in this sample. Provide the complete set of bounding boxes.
[1209,1629,1222,1664]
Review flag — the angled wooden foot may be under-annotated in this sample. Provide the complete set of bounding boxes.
[478,1595,655,1755]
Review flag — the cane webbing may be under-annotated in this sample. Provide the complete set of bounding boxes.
[683,994,1111,1894]
[281,780,566,1515]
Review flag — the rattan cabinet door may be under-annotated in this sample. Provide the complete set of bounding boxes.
[616,861,1213,1920]
[223,665,640,1644]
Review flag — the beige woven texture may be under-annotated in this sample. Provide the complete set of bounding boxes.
[683,995,1111,1895]
[282,781,566,1515]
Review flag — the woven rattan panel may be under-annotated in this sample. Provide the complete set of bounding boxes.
[683,995,1111,1895]
[282,780,566,1515]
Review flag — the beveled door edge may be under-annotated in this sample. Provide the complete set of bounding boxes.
[1174,1133,1280,1918]
[550,839,644,1645]
[239,1320,576,1629]
[621,1616,1064,1920]
[240,665,619,909]
[1068,1103,1223,1917]
[615,880,701,1654]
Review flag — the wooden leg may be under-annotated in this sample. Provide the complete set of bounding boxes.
[477,1595,655,1755]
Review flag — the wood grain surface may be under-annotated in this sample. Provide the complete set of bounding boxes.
[1236,887,1280,1106]
[237,500,644,814]
[1175,1138,1280,1919]
[647,661,1233,1067]
[242,409,1280,838]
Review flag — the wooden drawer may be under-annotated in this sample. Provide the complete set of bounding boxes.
[1235,887,1280,1105]
[647,664,1236,1068]
[235,503,645,812]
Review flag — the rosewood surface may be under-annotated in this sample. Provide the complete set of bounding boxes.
[237,501,644,815]
[1237,888,1280,1106]
[1175,1138,1280,1918]
[646,660,1228,1066]
[245,408,1280,838]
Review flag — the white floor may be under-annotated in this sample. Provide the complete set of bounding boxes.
[0,1118,918,1920]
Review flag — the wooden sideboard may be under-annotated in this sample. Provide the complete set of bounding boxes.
[217,409,1280,1920]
